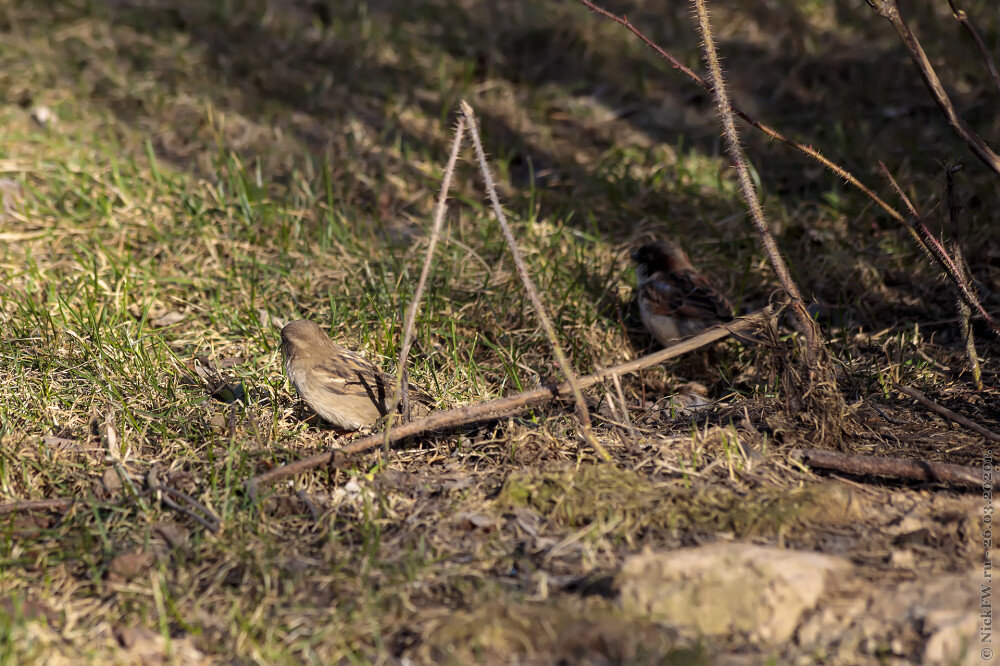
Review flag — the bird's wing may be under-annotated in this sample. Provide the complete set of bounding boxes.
[644,270,733,320]
[321,351,430,407]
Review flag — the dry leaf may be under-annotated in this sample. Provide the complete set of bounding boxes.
[151,311,185,327]
[107,549,154,583]
[41,436,78,450]
[456,512,496,531]
[103,413,121,460]
[153,521,190,552]
[102,467,122,494]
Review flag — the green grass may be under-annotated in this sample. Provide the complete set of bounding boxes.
[0,0,997,662]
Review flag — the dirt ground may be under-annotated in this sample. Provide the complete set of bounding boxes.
[1,0,999,663]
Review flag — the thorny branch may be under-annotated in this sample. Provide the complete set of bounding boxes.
[879,163,999,337]
[460,100,610,461]
[575,0,902,224]
[575,1,999,339]
[867,0,1000,176]
[689,0,823,362]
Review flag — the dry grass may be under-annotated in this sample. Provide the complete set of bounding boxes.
[1,0,998,662]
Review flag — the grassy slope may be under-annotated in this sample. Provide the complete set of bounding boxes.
[0,0,997,662]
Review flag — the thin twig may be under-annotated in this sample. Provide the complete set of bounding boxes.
[946,0,1000,96]
[148,467,221,533]
[870,401,906,425]
[0,474,222,532]
[689,0,823,362]
[388,116,467,421]
[158,489,221,534]
[892,382,1000,442]
[296,490,322,523]
[868,0,1000,176]
[794,448,983,489]
[459,100,608,461]
[952,244,983,388]
[879,163,999,338]
[246,306,777,496]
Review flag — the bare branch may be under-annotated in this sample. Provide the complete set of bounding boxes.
[573,0,1000,338]
[575,0,906,226]
[868,0,1000,176]
[946,0,1000,96]
[690,0,823,360]
[795,448,983,489]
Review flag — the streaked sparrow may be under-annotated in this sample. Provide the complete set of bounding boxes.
[280,319,427,430]
[631,239,735,346]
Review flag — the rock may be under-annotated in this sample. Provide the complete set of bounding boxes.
[923,609,980,666]
[616,543,850,644]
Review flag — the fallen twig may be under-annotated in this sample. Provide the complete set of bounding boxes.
[0,480,222,532]
[296,490,322,523]
[155,486,221,534]
[245,305,778,497]
[795,448,983,489]
[892,382,1000,443]
[460,100,608,461]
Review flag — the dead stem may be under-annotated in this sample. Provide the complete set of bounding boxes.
[460,100,609,461]
[867,0,1000,176]
[892,382,1000,443]
[384,115,467,448]
[946,0,1000,95]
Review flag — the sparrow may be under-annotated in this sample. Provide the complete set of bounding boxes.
[631,239,735,346]
[280,319,427,430]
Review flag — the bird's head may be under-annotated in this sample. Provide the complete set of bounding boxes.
[630,239,692,273]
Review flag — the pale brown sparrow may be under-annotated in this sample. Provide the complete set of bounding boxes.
[280,320,427,430]
[631,240,735,346]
